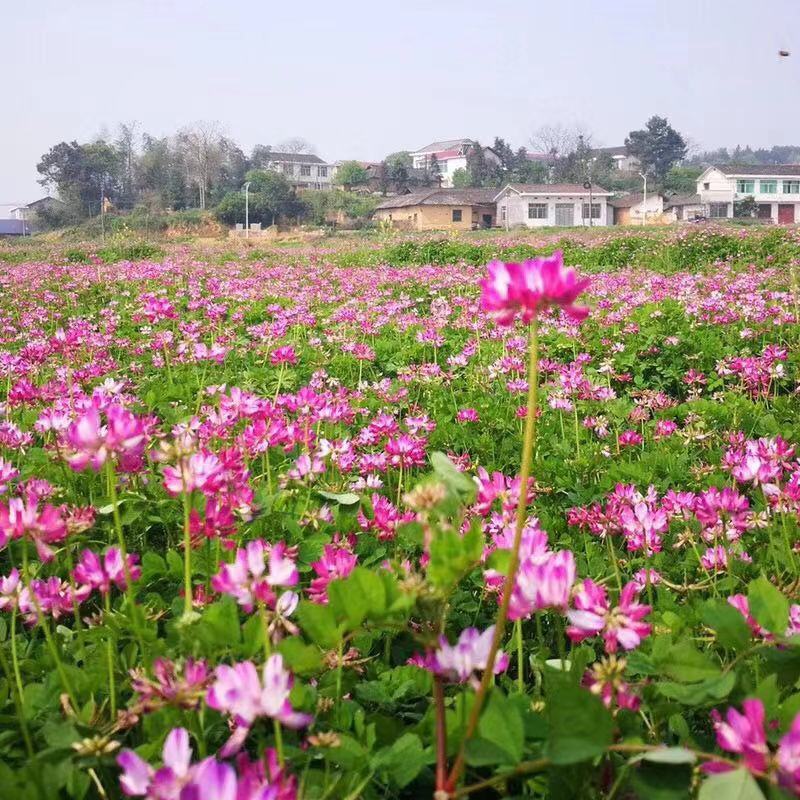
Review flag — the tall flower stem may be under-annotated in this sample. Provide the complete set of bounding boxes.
[182,491,193,618]
[105,462,147,660]
[448,321,539,789]
[104,593,116,718]
[258,603,285,768]
[434,676,448,792]
[6,607,33,756]
[514,619,524,693]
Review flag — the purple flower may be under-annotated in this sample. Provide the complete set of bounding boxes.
[431,626,509,687]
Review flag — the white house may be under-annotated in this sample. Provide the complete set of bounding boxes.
[494,184,613,228]
[262,152,333,190]
[593,146,641,173]
[663,194,705,222]
[410,139,500,187]
[696,165,800,223]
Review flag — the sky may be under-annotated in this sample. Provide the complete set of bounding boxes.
[2,0,800,211]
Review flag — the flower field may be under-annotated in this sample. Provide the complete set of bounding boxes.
[4,228,800,798]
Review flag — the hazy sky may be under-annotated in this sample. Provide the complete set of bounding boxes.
[2,0,799,210]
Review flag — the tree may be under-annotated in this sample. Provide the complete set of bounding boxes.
[734,195,758,218]
[451,168,470,188]
[663,165,702,194]
[335,161,369,191]
[529,123,590,162]
[115,121,140,210]
[384,151,413,171]
[215,169,306,226]
[427,154,441,186]
[37,140,123,217]
[177,122,227,210]
[277,137,316,154]
[625,116,687,180]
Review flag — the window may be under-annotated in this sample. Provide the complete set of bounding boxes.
[760,180,777,193]
[528,203,548,219]
[438,161,448,172]
[318,166,328,177]
[300,165,311,176]
[500,206,507,221]
[784,181,800,194]
[736,180,754,193]
[452,209,463,222]
[582,203,601,219]
[703,182,710,190]
[709,202,729,218]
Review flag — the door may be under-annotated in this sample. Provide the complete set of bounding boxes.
[555,203,574,226]
[757,204,772,219]
[779,204,795,224]
[482,214,492,228]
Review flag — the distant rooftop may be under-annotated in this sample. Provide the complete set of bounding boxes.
[714,163,800,176]
[264,151,326,164]
[374,188,496,210]
[498,183,611,196]
[412,138,474,154]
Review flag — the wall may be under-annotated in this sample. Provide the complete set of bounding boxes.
[497,190,610,228]
[374,204,494,231]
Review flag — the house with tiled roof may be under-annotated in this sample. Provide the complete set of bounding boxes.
[373,188,496,230]
[410,139,500,187]
[494,183,612,228]
[608,192,666,225]
[697,164,800,222]
[261,151,333,190]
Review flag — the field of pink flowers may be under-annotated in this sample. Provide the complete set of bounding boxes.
[3,231,800,799]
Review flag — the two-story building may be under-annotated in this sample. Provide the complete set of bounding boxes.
[696,165,800,223]
[494,183,612,228]
[262,152,333,190]
[410,139,501,187]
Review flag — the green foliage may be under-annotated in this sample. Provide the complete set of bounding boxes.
[333,161,370,190]
[625,115,688,180]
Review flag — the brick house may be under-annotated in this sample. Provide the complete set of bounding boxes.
[373,188,496,230]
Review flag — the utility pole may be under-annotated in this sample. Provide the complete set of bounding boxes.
[639,172,648,226]
[100,183,106,242]
[243,181,251,237]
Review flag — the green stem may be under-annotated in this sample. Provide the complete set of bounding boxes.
[515,619,524,693]
[104,593,116,718]
[6,608,33,756]
[448,320,539,789]
[182,491,193,617]
[606,534,622,593]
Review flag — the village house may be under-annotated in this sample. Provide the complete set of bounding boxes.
[494,184,612,228]
[608,192,666,225]
[9,196,64,221]
[663,193,705,222]
[696,165,800,223]
[262,152,333,190]
[593,145,641,172]
[373,188,496,230]
[410,139,500,188]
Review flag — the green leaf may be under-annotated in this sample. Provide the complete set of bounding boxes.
[199,598,241,648]
[278,636,323,675]
[327,567,386,630]
[702,600,752,652]
[640,747,697,765]
[545,678,613,764]
[430,450,477,501]
[655,639,721,683]
[657,672,735,706]
[317,490,360,506]
[428,524,483,590]
[697,767,765,800]
[297,600,342,648]
[477,690,524,764]
[371,733,426,788]
[748,576,789,636]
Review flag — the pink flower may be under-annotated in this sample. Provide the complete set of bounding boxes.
[163,451,225,496]
[212,540,298,612]
[66,404,147,473]
[620,501,667,556]
[618,430,643,448]
[431,625,509,687]
[727,594,771,639]
[567,580,652,653]
[777,715,800,794]
[308,544,357,604]
[270,345,298,366]
[583,655,640,712]
[73,547,141,595]
[479,252,590,326]
[130,658,211,712]
[705,699,769,775]
[700,545,728,572]
[206,655,312,756]
[508,547,576,620]
[117,726,193,797]
[456,408,480,423]
[653,419,678,438]
[0,495,67,562]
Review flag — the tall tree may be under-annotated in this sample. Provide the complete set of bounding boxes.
[276,137,316,154]
[625,116,687,180]
[177,122,227,210]
[335,161,370,191]
[115,121,140,210]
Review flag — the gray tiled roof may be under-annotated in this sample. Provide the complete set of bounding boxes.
[374,188,496,210]
[265,152,326,164]
[716,164,800,176]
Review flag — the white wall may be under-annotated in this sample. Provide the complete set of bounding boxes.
[628,195,665,222]
[497,190,610,228]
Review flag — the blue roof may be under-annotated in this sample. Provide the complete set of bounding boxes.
[0,219,26,235]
